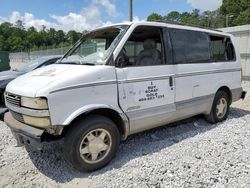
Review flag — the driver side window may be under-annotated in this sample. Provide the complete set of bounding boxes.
[117,26,164,67]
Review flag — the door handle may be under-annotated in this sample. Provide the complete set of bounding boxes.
[169,76,173,87]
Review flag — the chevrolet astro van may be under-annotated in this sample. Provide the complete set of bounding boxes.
[4,22,246,171]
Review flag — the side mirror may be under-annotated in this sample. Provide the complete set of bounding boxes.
[115,49,128,68]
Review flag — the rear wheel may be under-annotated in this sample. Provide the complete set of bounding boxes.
[205,91,230,123]
[64,115,120,172]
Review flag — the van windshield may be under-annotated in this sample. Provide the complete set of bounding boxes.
[59,25,128,65]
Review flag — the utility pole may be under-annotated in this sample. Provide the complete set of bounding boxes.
[205,15,210,27]
[226,14,234,27]
[130,0,133,22]
[226,15,229,27]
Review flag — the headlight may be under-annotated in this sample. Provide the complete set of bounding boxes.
[23,115,51,128]
[21,97,48,109]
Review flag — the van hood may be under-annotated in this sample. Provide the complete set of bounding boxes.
[6,64,116,97]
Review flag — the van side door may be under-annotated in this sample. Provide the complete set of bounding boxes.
[169,28,215,114]
[115,26,176,134]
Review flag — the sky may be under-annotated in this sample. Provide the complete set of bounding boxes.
[0,0,222,32]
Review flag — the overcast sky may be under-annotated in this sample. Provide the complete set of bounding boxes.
[0,0,222,32]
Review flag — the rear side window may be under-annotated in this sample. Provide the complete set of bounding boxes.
[210,35,236,62]
[170,29,211,64]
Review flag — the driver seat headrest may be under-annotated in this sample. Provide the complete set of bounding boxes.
[143,39,157,50]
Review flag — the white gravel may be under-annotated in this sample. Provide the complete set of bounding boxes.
[1,82,250,188]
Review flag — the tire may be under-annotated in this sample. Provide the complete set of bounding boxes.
[0,89,5,106]
[205,91,230,124]
[63,115,120,172]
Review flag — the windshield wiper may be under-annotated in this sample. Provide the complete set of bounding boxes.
[58,61,95,66]
[59,62,81,65]
[80,62,95,66]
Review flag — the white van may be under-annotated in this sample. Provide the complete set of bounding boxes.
[4,22,246,171]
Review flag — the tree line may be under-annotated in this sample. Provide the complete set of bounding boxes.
[147,0,250,28]
[0,20,83,52]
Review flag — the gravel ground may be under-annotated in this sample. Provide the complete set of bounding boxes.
[1,82,250,188]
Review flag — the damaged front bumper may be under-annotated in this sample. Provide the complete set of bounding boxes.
[4,112,44,150]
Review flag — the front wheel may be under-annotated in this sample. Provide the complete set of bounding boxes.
[205,91,230,123]
[64,115,120,172]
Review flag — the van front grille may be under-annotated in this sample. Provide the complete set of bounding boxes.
[5,92,21,107]
[10,110,25,124]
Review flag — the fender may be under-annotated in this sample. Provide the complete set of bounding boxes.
[214,83,230,93]
[0,79,13,89]
[63,104,130,139]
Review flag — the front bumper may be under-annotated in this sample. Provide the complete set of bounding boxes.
[4,112,44,150]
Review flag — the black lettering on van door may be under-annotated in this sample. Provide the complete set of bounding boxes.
[138,81,165,102]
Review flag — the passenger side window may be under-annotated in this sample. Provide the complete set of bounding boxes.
[170,29,211,64]
[210,35,235,62]
[117,26,164,67]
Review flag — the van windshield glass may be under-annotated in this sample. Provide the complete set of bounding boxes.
[59,25,128,65]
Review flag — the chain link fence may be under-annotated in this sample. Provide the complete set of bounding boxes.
[9,43,106,69]
[9,47,70,69]
[9,47,69,62]
[9,42,107,63]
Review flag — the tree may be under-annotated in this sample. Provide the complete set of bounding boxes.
[147,13,163,21]
[0,22,13,39]
[164,11,181,23]
[234,8,250,26]
[67,30,82,45]
[15,20,25,30]
[55,30,66,46]
[146,0,249,28]
[220,0,250,26]
[27,27,43,50]
[7,36,26,51]
[0,22,84,52]
[0,35,5,51]
[47,28,57,46]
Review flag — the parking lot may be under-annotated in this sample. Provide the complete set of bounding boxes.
[0,81,249,188]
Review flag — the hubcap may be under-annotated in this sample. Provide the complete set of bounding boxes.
[79,129,112,164]
[216,98,227,119]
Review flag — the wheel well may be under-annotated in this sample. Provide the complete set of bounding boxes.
[217,86,232,104]
[63,108,127,140]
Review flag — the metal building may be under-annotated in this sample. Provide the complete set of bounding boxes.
[221,25,250,80]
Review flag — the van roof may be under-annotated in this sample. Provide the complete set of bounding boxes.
[99,21,232,37]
